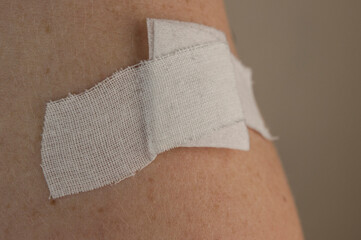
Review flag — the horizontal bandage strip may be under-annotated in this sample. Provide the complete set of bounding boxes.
[41,43,245,198]
[40,18,276,199]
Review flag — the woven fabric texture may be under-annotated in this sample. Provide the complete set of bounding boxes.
[40,19,275,199]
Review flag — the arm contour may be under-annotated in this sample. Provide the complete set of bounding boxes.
[0,0,304,239]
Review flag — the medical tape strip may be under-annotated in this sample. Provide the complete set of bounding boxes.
[147,19,250,150]
[41,19,277,199]
[148,18,277,141]
[41,42,246,198]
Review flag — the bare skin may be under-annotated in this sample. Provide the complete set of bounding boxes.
[0,0,304,239]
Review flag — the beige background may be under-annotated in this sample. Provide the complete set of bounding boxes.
[224,0,361,239]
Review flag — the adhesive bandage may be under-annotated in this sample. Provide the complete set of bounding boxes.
[40,19,276,199]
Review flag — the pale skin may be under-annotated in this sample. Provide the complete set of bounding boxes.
[0,0,304,239]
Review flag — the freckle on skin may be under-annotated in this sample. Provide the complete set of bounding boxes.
[45,24,51,33]
[213,203,220,210]
[97,207,104,213]
[166,219,172,226]
[199,2,205,11]
[49,199,56,205]
[256,171,261,180]
[282,195,287,203]
[32,210,39,217]
[241,193,248,200]
[147,188,154,202]
[148,177,154,183]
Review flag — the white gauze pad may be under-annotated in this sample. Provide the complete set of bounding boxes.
[40,19,276,199]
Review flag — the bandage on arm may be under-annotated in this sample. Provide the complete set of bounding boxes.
[0,0,304,239]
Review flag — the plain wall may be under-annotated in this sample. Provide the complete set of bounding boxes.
[224,1,361,239]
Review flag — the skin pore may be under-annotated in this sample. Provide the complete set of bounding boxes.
[0,0,304,239]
